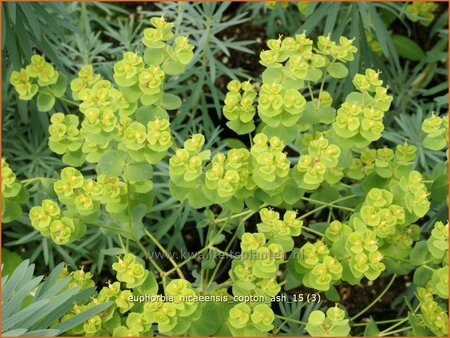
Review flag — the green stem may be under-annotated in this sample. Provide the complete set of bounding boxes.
[210,246,238,259]
[214,279,233,289]
[352,318,405,327]
[316,59,334,109]
[299,195,357,221]
[275,314,307,326]
[144,229,185,279]
[422,264,435,272]
[124,182,164,275]
[302,226,324,237]
[21,177,56,186]
[378,316,410,336]
[380,326,412,336]
[207,222,240,289]
[301,196,355,212]
[350,274,397,321]
[90,223,130,235]
[117,234,126,252]
[307,81,315,102]
[163,244,212,279]
[214,209,256,224]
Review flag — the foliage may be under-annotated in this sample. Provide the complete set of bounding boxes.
[1,260,111,336]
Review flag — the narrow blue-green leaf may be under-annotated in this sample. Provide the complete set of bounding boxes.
[2,276,43,318]
[2,299,49,332]
[52,302,113,333]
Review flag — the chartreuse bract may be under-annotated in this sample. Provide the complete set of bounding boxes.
[7,15,448,337]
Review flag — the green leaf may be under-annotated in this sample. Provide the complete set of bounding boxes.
[262,68,284,83]
[96,151,125,177]
[361,172,388,192]
[162,59,185,75]
[135,106,169,125]
[409,241,429,265]
[162,93,182,110]
[392,35,425,61]
[413,266,432,286]
[136,271,158,295]
[62,149,85,167]
[327,62,348,78]
[36,92,55,112]
[50,73,67,98]
[131,204,147,240]
[1,249,23,278]
[363,318,380,336]
[430,173,448,202]
[140,93,160,106]
[324,286,340,301]
[222,138,247,149]
[124,162,153,182]
[226,119,255,135]
[188,303,223,335]
[144,47,166,65]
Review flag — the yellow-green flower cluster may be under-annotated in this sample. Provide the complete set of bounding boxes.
[295,241,343,291]
[427,221,448,265]
[293,135,342,190]
[1,159,28,223]
[96,175,128,213]
[48,112,83,156]
[120,118,172,164]
[422,113,448,150]
[112,253,149,288]
[250,133,290,193]
[257,82,306,128]
[381,221,420,261]
[333,69,392,149]
[203,149,253,204]
[114,52,145,87]
[70,65,102,100]
[430,266,448,299]
[417,287,448,336]
[317,35,358,62]
[266,1,288,10]
[46,17,188,168]
[67,266,96,291]
[405,1,439,26]
[346,142,417,180]
[228,303,275,336]
[358,188,405,238]
[10,55,58,100]
[169,134,210,189]
[143,279,199,334]
[54,167,101,216]
[389,170,430,220]
[223,80,257,134]
[256,208,302,252]
[29,199,86,245]
[142,17,173,48]
[365,30,382,56]
[306,306,350,336]
[142,17,194,75]
[230,232,283,300]
[344,229,385,281]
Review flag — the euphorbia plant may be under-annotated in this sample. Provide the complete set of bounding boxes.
[5,16,448,337]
